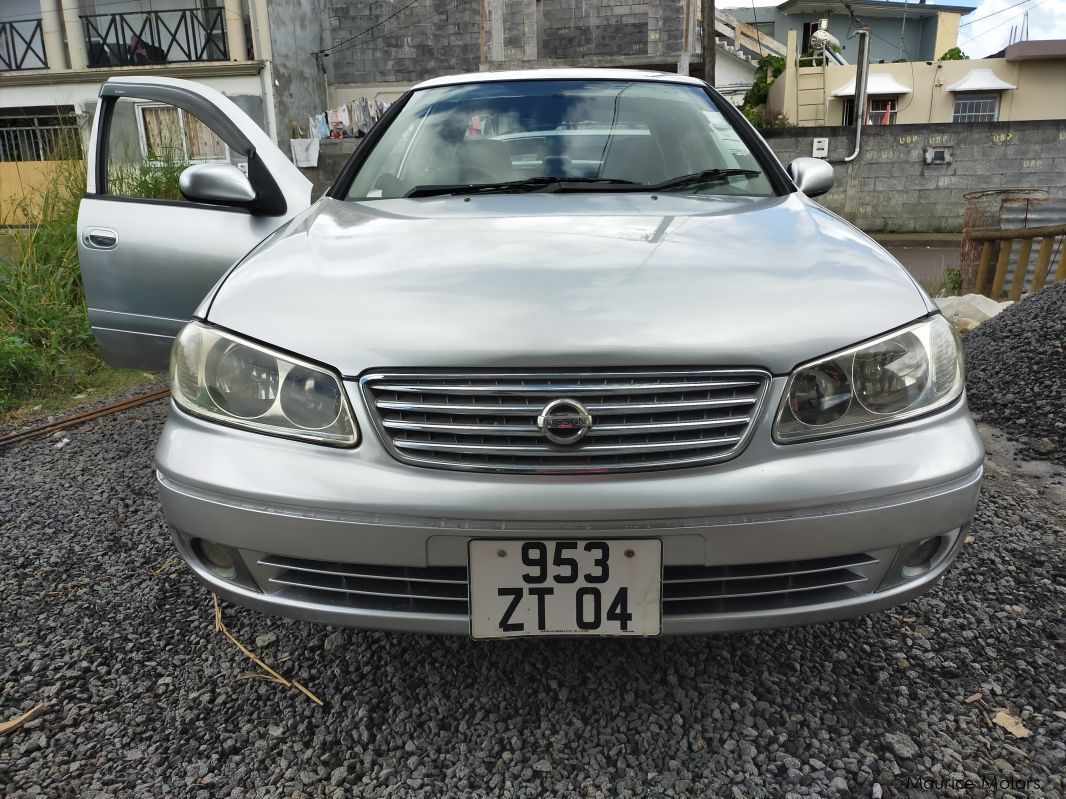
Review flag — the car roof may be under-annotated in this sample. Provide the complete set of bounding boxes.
[411,68,708,90]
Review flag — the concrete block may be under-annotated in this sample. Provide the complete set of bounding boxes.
[873,176,910,191]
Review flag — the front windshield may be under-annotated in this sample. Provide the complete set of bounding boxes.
[345,79,775,199]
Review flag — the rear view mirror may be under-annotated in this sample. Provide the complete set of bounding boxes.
[787,158,834,198]
[179,163,256,206]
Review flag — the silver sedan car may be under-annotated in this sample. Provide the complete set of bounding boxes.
[78,70,982,638]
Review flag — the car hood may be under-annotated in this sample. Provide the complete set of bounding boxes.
[205,193,933,376]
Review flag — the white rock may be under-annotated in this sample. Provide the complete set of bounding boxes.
[935,293,1012,326]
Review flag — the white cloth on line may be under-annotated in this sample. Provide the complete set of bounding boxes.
[290,137,320,168]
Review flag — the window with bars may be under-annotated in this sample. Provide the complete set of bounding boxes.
[0,109,82,162]
[952,94,999,123]
[842,97,898,126]
[137,104,229,165]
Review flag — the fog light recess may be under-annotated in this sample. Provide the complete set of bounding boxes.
[193,539,240,581]
[901,536,944,577]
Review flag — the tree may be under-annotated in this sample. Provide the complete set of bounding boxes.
[940,47,969,60]
[741,54,786,111]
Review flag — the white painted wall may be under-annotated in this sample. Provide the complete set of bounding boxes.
[715,49,757,96]
[0,73,264,111]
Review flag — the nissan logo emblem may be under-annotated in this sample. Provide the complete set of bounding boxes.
[537,398,593,445]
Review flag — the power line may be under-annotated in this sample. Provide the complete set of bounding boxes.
[326,0,477,58]
[960,0,1038,28]
[962,0,1052,44]
[321,0,428,54]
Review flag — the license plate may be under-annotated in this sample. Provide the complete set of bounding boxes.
[468,539,662,638]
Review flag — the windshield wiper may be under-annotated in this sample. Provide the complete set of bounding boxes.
[648,169,761,192]
[405,176,637,198]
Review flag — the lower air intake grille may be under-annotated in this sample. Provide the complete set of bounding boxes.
[661,552,878,615]
[259,555,468,616]
[256,552,877,618]
[359,368,770,474]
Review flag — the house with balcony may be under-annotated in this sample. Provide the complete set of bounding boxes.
[767,32,1066,127]
[0,0,325,220]
[724,0,976,64]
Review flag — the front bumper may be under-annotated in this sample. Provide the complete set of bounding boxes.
[156,383,984,635]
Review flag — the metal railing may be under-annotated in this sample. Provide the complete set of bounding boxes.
[0,125,82,162]
[971,224,1066,300]
[0,18,48,71]
[81,8,228,68]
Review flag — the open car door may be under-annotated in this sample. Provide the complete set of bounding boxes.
[78,76,312,371]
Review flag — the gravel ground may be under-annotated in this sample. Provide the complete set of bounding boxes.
[2,402,1065,799]
[965,280,1066,465]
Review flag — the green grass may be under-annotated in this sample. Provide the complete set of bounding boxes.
[0,155,183,415]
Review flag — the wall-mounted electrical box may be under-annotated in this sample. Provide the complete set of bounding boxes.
[812,137,829,158]
[925,146,952,165]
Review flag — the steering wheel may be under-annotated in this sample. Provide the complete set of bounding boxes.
[421,163,498,184]
[456,164,498,183]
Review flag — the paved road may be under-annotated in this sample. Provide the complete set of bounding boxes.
[1,403,1063,798]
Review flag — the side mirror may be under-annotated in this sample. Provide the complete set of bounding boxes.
[787,157,834,198]
[179,163,256,205]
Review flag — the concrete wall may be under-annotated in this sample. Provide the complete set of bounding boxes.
[268,0,329,137]
[298,138,358,199]
[328,0,482,85]
[325,0,753,88]
[761,119,1066,232]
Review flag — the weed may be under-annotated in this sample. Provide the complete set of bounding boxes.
[0,148,183,412]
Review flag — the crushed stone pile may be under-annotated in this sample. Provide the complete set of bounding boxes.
[964,280,1066,464]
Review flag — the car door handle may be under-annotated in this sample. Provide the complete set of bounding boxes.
[85,228,118,249]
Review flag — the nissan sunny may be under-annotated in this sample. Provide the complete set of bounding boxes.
[77,69,983,638]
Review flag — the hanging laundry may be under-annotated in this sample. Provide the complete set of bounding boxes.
[314,113,330,139]
[351,98,373,134]
[290,137,320,167]
[289,119,308,138]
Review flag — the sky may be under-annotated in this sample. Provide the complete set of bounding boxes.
[740,0,1066,57]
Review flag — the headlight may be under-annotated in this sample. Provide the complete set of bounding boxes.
[774,315,963,443]
[169,322,358,447]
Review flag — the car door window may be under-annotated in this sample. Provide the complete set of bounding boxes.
[105,96,247,202]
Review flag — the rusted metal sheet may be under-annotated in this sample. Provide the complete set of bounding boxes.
[959,188,1048,292]
[1000,199,1066,296]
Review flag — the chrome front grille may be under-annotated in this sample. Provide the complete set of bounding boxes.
[254,551,878,618]
[360,369,770,474]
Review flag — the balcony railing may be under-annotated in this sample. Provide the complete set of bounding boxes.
[0,19,48,71]
[81,8,228,68]
[0,123,82,162]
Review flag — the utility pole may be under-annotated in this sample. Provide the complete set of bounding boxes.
[702,0,715,86]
